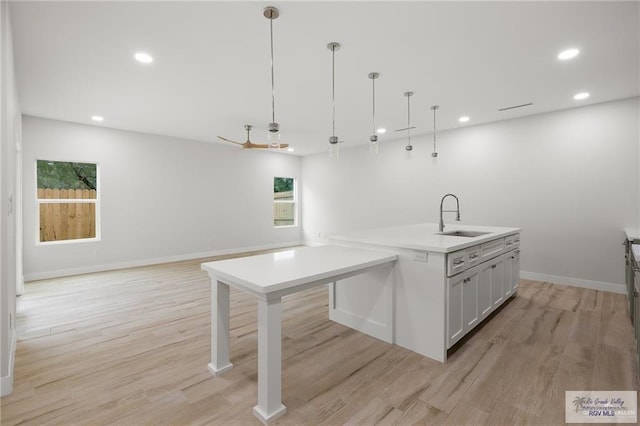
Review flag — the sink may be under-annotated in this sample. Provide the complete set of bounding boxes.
[436,230,491,238]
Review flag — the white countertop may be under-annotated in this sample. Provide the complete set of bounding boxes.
[625,228,640,242]
[329,223,522,253]
[201,245,397,297]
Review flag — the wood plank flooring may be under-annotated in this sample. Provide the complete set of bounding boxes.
[1,255,638,425]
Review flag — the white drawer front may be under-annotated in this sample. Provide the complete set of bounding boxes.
[481,238,505,260]
[466,246,481,268]
[448,250,467,276]
[504,234,519,251]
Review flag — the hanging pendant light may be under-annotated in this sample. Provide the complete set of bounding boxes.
[264,6,280,149]
[431,105,440,158]
[396,91,416,159]
[368,72,380,155]
[327,42,341,159]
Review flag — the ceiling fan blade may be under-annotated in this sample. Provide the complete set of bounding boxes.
[217,136,244,146]
[246,143,291,149]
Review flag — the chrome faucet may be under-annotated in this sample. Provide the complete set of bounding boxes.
[439,194,461,232]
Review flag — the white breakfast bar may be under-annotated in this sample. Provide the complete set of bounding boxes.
[201,245,398,423]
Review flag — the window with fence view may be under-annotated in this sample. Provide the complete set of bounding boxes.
[274,177,295,227]
[37,160,99,243]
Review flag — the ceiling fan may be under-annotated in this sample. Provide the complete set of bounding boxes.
[218,125,289,149]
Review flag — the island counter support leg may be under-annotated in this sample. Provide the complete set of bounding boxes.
[207,279,233,376]
[253,297,287,423]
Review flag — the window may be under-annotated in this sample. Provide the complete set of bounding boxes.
[273,177,296,227]
[36,160,99,243]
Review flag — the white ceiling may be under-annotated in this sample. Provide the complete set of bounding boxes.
[9,1,640,156]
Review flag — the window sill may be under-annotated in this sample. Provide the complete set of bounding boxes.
[36,237,101,246]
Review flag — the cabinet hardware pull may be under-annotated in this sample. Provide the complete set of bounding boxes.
[491,265,496,269]
[454,260,464,265]
[469,254,478,259]
[506,241,513,246]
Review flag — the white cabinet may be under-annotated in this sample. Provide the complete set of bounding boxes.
[478,255,505,316]
[447,274,464,346]
[504,249,520,297]
[447,233,520,348]
[447,266,480,347]
[463,268,480,332]
[478,261,493,318]
[490,256,505,308]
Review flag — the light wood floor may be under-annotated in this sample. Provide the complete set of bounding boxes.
[1,255,638,425]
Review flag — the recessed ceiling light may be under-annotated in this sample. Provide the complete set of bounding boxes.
[134,52,154,64]
[458,116,470,123]
[573,92,590,100]
[91,115,104,122]
[287,147,294,152]
[376,128,386,134]
[558,48,580,60]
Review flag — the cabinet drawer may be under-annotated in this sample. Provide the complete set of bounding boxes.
[448,249,467,276]
[480,238,505,260]
[448,245,483,276]
[466,246,481,268]
[505,234,520,251]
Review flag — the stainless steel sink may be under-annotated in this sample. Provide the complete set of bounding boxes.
[436,230,491,238]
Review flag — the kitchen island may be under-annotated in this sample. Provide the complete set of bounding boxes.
[329,223,521,362]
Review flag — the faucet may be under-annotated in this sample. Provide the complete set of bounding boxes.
[439,194,461,232]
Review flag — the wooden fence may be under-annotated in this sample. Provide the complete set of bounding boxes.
[38,188,97,242]
[274,191,294,226]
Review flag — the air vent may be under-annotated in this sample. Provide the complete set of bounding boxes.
[498,102,533,111]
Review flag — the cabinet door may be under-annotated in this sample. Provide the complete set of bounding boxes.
[448,274,464,347]
[512,250,520,291]
[503,250,520,298]
[506,250,521,294]
[478,262,493,319]
[463,269,479,333]
[504,253,514,298]
[491,256,505,307]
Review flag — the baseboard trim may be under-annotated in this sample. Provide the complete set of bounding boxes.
[24,241,305,282]
[520,271,625,295]
[1,329,17,396]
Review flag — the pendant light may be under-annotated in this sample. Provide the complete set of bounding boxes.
[396,91,416,159]
[431,105,440,158]
[264,6,280,149]
[368,72,380,155]
[327,42,341,158]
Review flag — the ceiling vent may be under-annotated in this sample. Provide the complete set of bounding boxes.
[498,102,533,111]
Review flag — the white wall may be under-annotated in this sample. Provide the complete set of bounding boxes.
[1,0,22,396]
[22,116,302,280]
[302,97,640,292]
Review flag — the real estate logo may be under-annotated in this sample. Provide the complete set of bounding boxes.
[566,391,637,423]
